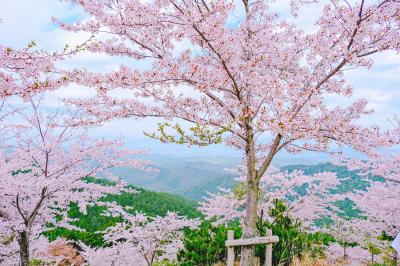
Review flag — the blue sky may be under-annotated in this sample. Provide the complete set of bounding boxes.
[1,0,399,164]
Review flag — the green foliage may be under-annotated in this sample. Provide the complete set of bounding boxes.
[332,198,365,220]
[2,233,15,245]
[40,161,380,263]
[282,163,384,227]
[257,200,334,266]
[314,215,334,227]
[315,198,365,227]
[178,219,241,266]
[334,239,358,261]
[67,203,122,232]
[153,261,178,266]
[102,190,202,218]
[12,169,32,175]
[367,242,382,256]
[233,182,247,200]
[43,227,106,248]
[144,122,228,146]
[29,258,48,266]
[84,176,116,187]
[27,40,37,48]
[378,231,395,242]
[366,241,383,264]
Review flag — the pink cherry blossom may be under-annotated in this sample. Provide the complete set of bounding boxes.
[82,211,199,266]
[0,96,149,265]
[0,43,70,98]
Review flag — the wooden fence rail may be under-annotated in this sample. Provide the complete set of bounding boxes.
[225,230,279,266]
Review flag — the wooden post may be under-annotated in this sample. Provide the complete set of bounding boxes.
[225,229,278,266]
[265,229,272,266]
[227,230,235,266]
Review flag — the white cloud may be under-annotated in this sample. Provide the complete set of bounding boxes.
[0,0,83,49]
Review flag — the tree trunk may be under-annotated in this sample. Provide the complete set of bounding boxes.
[18,231,30,266]
[240,180,259,266]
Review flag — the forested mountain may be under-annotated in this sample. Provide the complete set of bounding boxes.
[46,161,375,248]
[113,158,379,200]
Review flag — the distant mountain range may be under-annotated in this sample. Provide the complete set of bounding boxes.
[112,155,376,201]
[112,155,238,200]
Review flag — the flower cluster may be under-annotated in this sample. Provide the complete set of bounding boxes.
[82,211,199,266]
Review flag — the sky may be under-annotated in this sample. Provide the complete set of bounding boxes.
[0,0,399,164]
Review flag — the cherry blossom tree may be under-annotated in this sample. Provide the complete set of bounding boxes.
[327,219,393,265]
[0,97,148,266]
[324,219,365,260]
[81,211,198,266]
[326,242,370,265]
[57,0,400,263]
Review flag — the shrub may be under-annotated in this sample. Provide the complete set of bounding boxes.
[178,219,241,265]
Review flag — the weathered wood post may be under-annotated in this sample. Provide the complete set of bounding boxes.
[225,229,278,266]
[227,230,235,266]
[265,229,272,266]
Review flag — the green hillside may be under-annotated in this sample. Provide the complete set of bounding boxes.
[44,183,202,247]
[101,187,202,218]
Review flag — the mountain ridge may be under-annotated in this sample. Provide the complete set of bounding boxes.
[112,158,373,200]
